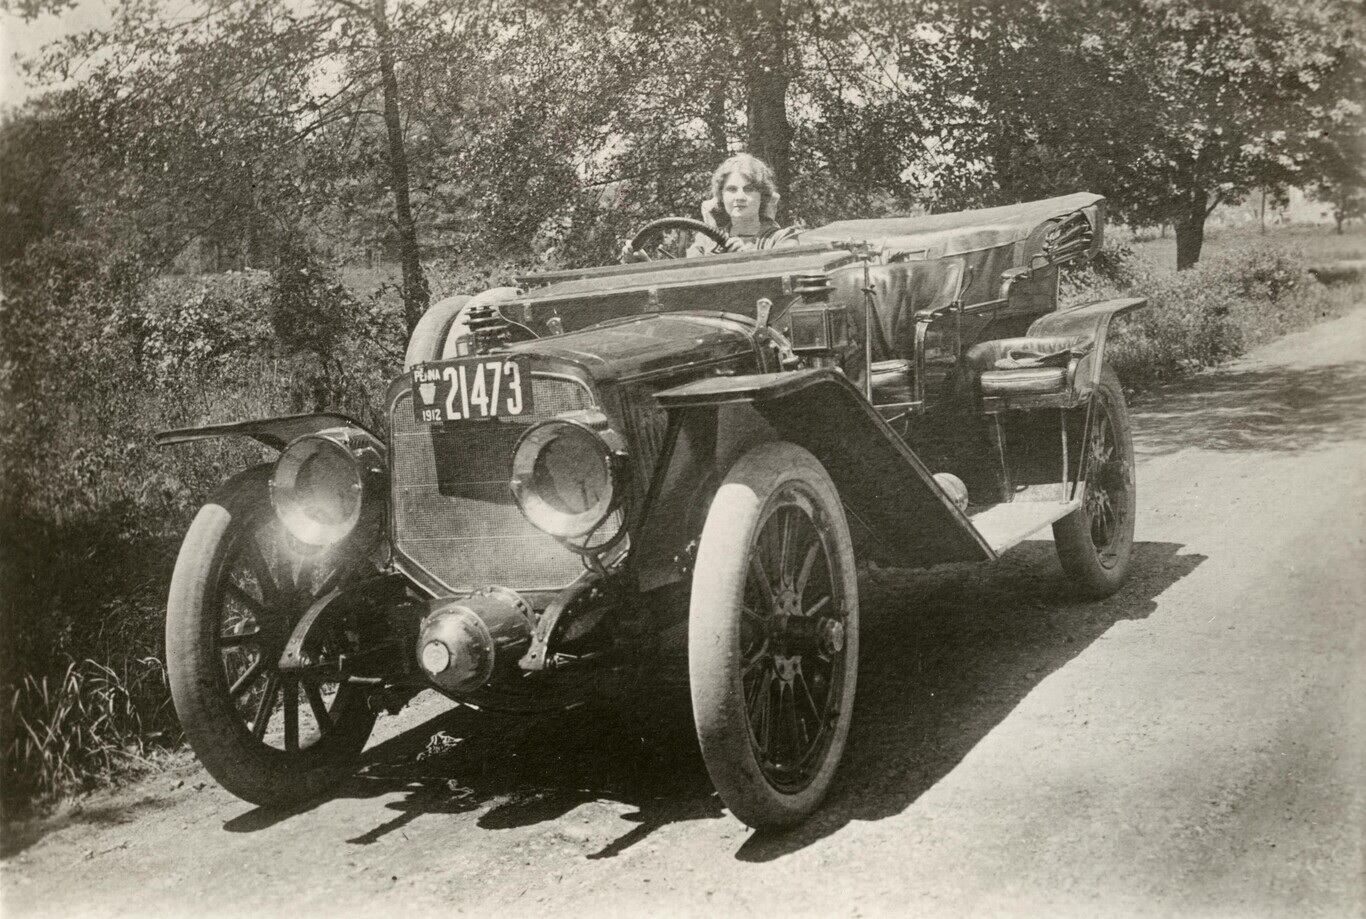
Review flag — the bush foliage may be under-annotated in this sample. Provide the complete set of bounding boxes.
[1065,233,1362,386]
[0,238,407,816]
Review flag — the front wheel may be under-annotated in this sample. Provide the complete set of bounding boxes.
[688,442,859,828]
[1053,364,1136,596]
[166,466,377,807]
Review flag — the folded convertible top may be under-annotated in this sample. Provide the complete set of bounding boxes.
[804,192,1105,262]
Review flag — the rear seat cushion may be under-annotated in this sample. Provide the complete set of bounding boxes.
[965,335,1091,396]
[964,335,1091,373]
[979,366,1068,394]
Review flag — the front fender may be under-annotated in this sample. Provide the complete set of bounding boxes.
[630,369,994,591]
[155,412,380,451]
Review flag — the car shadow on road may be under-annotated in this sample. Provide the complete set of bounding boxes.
[221,540,1201,863]
[1130,361,1366,456]
[735,539,1204,863]
[223,675,724,858]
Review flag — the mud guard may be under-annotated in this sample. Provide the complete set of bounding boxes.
[155,413,379,451]
[1028,297,1146,396]
[633,369,996,591]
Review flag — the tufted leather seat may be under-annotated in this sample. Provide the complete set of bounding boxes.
[964,335,1091,396]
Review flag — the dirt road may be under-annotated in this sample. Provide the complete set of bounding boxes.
[4,308,1364,918]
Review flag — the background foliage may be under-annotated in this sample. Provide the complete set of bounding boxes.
[1,0,1364,815]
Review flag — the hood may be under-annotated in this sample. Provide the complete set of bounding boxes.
[505,312,758,383]
[503,246,859,338]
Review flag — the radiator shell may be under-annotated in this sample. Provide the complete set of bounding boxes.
[389,369,606,596]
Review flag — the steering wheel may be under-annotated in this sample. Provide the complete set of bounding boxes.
[622,217,735,263]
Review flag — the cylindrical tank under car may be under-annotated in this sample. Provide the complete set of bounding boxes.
[416,587,534,695]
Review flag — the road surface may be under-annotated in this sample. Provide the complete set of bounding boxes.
[4,307,1364,918]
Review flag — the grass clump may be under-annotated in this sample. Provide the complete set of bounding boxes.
[6,657,174,803]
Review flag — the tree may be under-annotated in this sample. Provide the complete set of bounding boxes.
[912,0,1362,268]
[1309,147,1366,234]
[17,0,483,328]
[1304,30,1366,234]
[0,102,87,265]
[592,0,945,227]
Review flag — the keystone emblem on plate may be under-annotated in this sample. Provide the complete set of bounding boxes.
[419,382,437,404]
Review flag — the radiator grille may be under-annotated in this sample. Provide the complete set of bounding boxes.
[617,384,669,490]
[390,372,599,593]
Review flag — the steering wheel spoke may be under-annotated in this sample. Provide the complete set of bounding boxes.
[622,216,735,264]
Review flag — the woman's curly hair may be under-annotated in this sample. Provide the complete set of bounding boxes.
[704,153,781,228]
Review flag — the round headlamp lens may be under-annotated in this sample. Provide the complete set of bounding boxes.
[534,430,609,516]
[511,421,617,538]
[271,435,363,546]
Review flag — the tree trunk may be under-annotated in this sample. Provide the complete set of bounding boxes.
[374,0,429,333]
[705,80,730,158]
[738,0,792,213]
[1174,189,1209,271]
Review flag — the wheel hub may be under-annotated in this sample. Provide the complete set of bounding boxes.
[766,608,845,658]
[773,654,800,684]
[820,618,845,656]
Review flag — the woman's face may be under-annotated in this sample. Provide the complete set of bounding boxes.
[721,171,762,223]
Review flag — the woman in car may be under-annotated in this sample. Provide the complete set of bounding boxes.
[687,153,800,256]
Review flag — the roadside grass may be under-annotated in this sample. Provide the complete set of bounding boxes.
[2,345,387,820]
[1126,222,1366,271]
[1,367,287,819]
[2,222,1363,821]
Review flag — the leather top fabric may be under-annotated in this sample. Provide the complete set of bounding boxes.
[803,192,1104,261]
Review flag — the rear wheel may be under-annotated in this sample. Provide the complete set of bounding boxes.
[689,442,859,828]
[166,466,377,807]
[1053,364,1136,596]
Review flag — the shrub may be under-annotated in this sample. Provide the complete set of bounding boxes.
[1106,266,1245,384]
[1209,240,1307,304]
[4,656,175,806]
[1094,236,1358,388]
[129,271,274,384]
[1,235,406,815]
[1060,235,1139,306]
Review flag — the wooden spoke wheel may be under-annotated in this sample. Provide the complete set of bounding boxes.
[689,442,859,828]
[167,467,376,807]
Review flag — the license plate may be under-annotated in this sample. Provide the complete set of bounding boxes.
[411,356,534,424]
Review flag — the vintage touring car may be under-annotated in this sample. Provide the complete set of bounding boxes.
[159,192,1143,827]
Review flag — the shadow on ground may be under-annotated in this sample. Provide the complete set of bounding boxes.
[223,687,722,858]
[221,540,1202,863]
[735,540,1202,861]
[1130,361,1366,456]
[1,786,187,858]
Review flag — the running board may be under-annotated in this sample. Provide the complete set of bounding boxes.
[967,499,1081,555]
